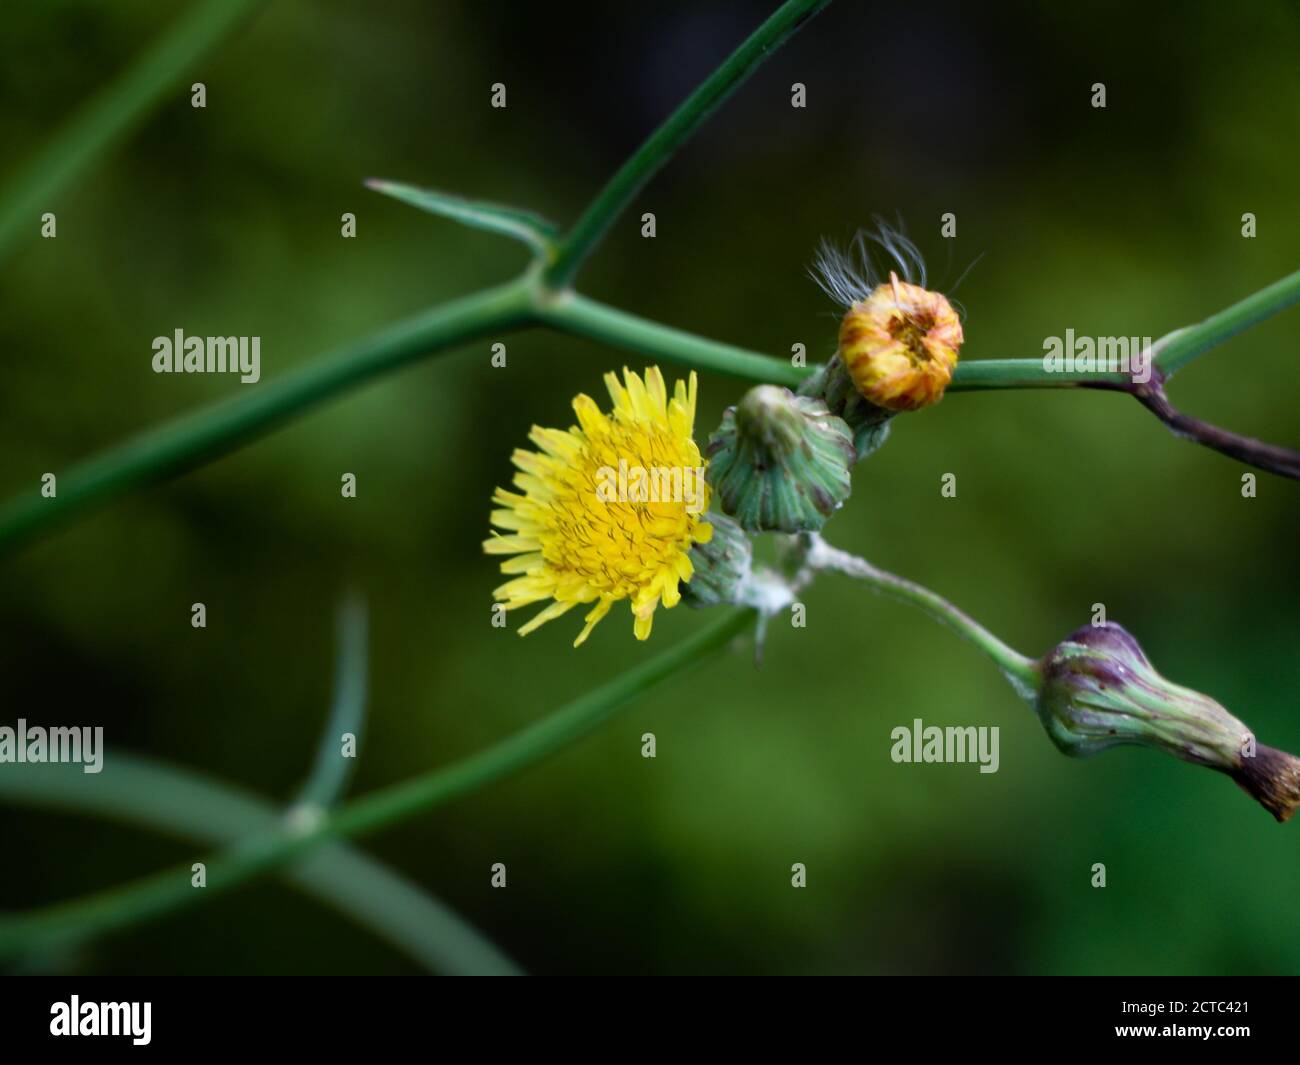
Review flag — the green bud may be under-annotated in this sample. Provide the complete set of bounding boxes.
[682,511,754,608]
[1037,622,1300,822]
[705,385,854,533]
[797,352,894,461]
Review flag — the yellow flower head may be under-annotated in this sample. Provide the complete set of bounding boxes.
[838,272,963,412]
[484,366,713,646]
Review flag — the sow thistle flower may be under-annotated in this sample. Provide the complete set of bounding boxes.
[484,366,712,646]
[811,223,964,413]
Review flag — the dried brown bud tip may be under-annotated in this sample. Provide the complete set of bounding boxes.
[1232,744,1300,823]
[1037,622,1300,821]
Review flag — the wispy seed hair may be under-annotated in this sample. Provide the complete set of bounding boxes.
[809,218,928,308]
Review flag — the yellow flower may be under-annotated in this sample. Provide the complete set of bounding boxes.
[838,272,963,411]
[484,366,713,646]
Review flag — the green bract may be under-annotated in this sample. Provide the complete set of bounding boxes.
[797,352,895,461]
[683,512,754,608]
[705,386,855,533]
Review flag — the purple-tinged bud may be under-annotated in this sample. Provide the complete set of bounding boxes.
[1036,622,1300,822]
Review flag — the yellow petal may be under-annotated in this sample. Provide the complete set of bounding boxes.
[572,393,608,436]
[493,574,550,602]
[644,366,667,419]
[603,372,630,415]
[661,578,681,609]
[483,534,541,555]
[673,551,694,582]
[633,607,654,641]
[518,599,577,637]
[493,487,528,507]
[572,597,614,647]
[511,449,561,479]
[511,472,555,499]
[529,425,582,459]
[489,508,540,532]
[623,367,651,419]
[683,372,697,429]
[498,551,544,574]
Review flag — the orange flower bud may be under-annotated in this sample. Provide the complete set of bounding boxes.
[838,272,963,412]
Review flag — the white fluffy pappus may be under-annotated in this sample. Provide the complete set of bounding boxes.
[809,218,929,309]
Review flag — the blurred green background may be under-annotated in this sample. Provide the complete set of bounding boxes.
[2,0,1299,974]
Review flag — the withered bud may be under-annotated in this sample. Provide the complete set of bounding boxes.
[1037,622,1300,822]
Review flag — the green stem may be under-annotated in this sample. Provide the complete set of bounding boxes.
[546,294,1132,392]
[0,755,519,975]
[1154,267,1300,378]
[0,279,533,557]
[0,609,755,960]
[542,293,810,387]
[544,0,832,289]
[547,294,1156,392]
[0,0,266,264]
[294,594,369,809]
[949,359,1127,391]
[808,538,1040,692]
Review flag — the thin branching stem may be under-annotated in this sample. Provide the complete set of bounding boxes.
[805,536,1040,692]
[0,0,267,264]
[294,594,370,810]
[1128,376,1300,480]
[540,293,809,387]
[0,278,534,557]
[1154,267,1300,378]
[0,609,755,960]
[0,753,520,975]
[544,0,833,289]
[948,359,1128,390]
